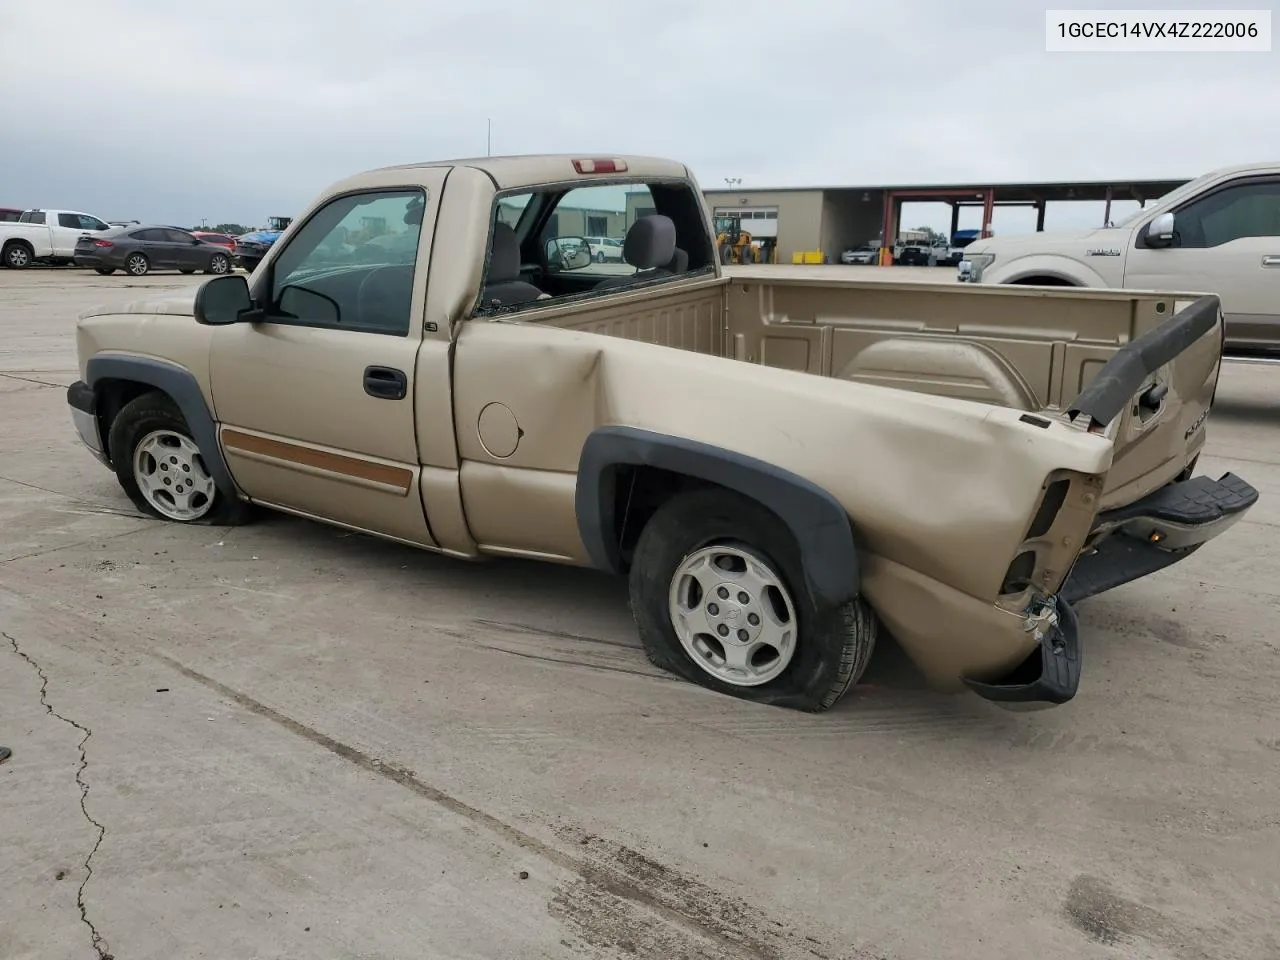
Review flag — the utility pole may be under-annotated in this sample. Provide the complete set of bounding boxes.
[487,119,492,157]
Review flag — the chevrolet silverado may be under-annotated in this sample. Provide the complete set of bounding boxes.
[65,153,1258,713]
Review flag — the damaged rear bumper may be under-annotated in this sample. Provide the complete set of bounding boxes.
[962,471,1257,708]
[963,596,1082,708]
[1061,471,1258,604]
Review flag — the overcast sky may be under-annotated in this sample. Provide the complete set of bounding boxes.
[2,1,1277,235]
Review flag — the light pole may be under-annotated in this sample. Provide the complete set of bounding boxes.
[724,177,742,189]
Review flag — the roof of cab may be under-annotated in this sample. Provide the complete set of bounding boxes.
[357,154,694,191]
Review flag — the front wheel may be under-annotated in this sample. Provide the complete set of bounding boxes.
[628,488,877,712]
[107,392,251,525]
[206,253,230,274]
[125,253,150,276]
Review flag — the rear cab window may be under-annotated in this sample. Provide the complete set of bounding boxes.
[475,172,716,317]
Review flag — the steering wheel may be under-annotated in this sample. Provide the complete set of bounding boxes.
[355,264,410,330]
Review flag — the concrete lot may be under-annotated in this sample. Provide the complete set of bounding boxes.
[2,266,1278,960]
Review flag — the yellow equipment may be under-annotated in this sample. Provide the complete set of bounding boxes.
[714,215,755,264]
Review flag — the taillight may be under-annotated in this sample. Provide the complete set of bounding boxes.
[93,240,113,248]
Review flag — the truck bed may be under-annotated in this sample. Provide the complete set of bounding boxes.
[537,268,1223,512]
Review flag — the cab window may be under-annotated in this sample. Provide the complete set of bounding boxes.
[474,178,715,317]
[1173,179,1280,248]
[265,189,426,335]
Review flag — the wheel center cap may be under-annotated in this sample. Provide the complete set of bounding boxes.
[724,606,741,621]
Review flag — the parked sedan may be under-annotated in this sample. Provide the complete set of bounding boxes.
[840,244,880,265]
[192,230,236,252]
[74,225,233,277]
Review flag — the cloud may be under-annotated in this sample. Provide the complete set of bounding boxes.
[1,0,1276,231]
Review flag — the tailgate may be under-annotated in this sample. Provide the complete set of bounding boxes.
[1065,294,1223,510]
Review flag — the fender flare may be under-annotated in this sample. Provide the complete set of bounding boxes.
[85,355,238,498]
[575,425,860,608]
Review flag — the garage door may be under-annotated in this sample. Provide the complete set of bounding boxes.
[713,206,779,238]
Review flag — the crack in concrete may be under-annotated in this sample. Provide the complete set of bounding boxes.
[5,631,113,960]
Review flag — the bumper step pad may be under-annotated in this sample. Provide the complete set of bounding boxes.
[1062,472,1258,605]
[1091,472,1257,526]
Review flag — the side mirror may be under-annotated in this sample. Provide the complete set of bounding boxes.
[194,274,253,325]
[191,237,202,244]
[545,236,592,271]
[1145,211,1175,248]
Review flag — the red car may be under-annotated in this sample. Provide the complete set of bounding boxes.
[191,231,236,252]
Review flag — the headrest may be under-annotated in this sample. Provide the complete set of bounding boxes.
[624,215,677,270]
[488,222,521,282]
[666,246,689,274]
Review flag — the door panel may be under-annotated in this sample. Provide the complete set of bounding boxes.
[210,175,450,547]
[1124,176,1280,353]
[165,229,201,269]
[138,230,175,268]
[212,323,433,543]
[1125,239,1280,351]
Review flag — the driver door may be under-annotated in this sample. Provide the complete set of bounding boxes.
[208,175,448,546]
[1124,176,1280,350]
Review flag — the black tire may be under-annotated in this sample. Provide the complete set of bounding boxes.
[3,241,33,269]
[206,253,230,275]
[94,268,115,276]
[179,268,196,274]
[125,253,150,277]
[628,488,877,712]
[107,391,251,526]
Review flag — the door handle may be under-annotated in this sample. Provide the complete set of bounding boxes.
[1262,256,1280,267]
[363,365,407,400]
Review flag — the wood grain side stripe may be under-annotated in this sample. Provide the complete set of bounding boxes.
[221,429,413,492]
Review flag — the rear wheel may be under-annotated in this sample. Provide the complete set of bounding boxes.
[3,241,33,269]
[628,488,877,712]
[125,253,150,277]
[107,392,251,525]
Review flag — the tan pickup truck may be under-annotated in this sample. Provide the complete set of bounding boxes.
[66,153,1258,713]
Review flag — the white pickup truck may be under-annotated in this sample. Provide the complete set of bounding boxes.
[1,208,113,268]
[957,161,1280,357]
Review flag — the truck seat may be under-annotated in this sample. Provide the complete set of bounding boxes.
[594,215,678,290]
[480,223,546,308]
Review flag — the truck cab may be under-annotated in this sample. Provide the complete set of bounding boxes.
[958,162,1280,357]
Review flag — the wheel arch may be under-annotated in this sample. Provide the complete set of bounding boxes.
[1007,273,1079,286]
[85,355,238,498]
[2,237,35,266]
[575,425,860,607]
